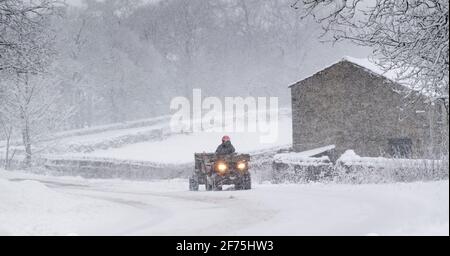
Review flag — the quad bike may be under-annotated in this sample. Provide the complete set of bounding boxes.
[189,153,251,191]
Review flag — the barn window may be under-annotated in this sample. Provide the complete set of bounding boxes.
[437,104,444,124]
[388,138,412,158]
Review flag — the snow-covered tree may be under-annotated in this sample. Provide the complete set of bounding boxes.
[63,0,168,124]
[0,0,59,72]
[0,0,62,166]
[1,0,370,134]
[0,97,16,169]
[293,0,449,108]
[0,69,69,166]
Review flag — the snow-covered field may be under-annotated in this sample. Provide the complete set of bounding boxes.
[57,109,292,164]
[1,170,448,236]
[0,108,292,165]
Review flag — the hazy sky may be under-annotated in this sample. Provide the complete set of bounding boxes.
[64,0,83,5]
[64,0,162,6]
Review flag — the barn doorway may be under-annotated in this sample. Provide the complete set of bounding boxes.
[388,138,412,158]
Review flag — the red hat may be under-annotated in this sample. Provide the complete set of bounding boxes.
[222,135,230,142]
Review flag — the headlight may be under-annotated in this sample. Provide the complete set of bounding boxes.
[215,162,228,174]
[237,161,247,171]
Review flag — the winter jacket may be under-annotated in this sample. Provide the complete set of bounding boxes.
[215,141,236,155]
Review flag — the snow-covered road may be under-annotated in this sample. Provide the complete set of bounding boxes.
[0,170,448,236]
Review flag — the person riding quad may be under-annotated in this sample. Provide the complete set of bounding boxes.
[215,135,235,155]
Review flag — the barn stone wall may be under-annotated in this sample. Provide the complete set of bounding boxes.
[290,60,447,159]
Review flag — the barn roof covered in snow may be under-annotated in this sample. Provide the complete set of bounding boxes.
[289,56,408,89]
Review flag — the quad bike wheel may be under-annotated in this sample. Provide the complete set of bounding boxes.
[189,175,199,191]
[242,173,251,190]
[206,175,222,191]
[236,173,251,190]
[205,176,213,191]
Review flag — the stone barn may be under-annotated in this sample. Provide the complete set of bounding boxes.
[289,57,447,160]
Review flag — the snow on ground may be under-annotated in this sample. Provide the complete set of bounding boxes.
[53,124,166,146]
[0,174,148,235]
[273,144,335,165]
[1,108,292,164]
[337,149,443,167]
[0,117,172,156]
[65,110,292,164]
[0,170,448,236]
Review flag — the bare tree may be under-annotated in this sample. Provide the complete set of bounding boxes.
[292,0,449,105]
[0,0,60,72]
[1,69,67,167]
[0,112,16,169]
[1,0,61,167]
